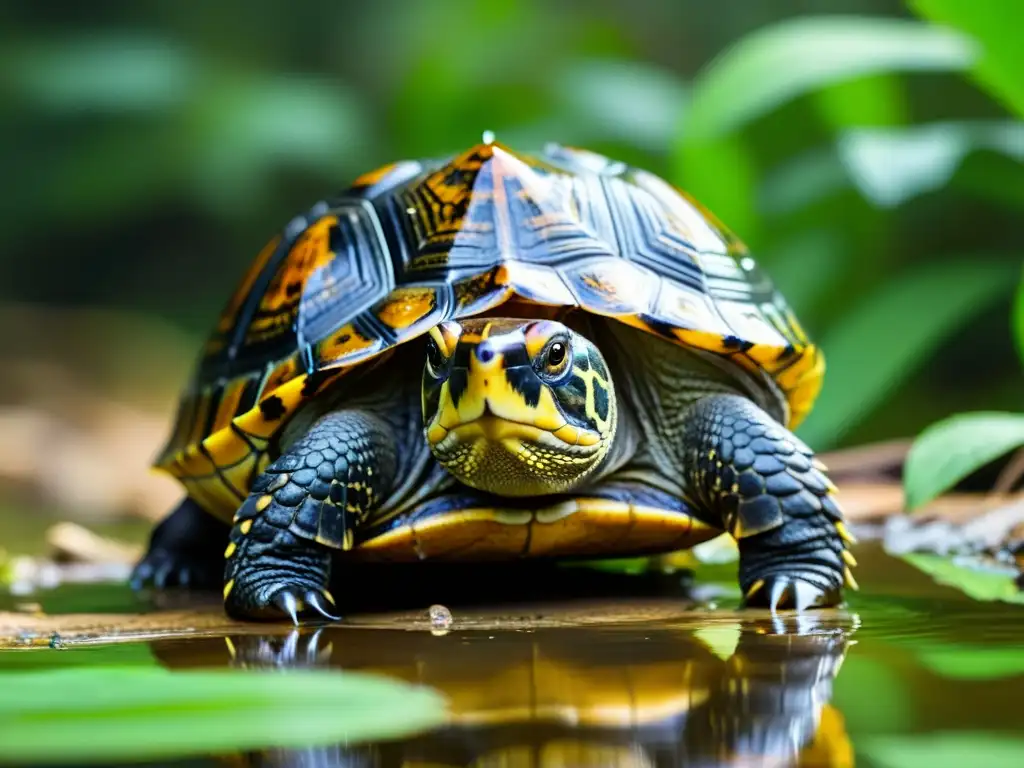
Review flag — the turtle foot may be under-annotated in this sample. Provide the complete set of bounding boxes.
[743,574,841,612]
[224,554,340,625]
[130,497,227,591]
[130,547,222,591]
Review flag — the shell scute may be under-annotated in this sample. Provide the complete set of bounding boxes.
[157,141,823,517]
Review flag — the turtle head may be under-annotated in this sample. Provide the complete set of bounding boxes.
[422,317,616,497]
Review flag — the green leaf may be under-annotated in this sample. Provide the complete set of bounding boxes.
[903,412,1024,509]
[860,732,1024,768]
[814,73,908,130]
[671,134,761,246]
[902,552,1024,605]
[549,58,689,151]
[683,16,978,140]
[0,667,447,764]
[757,147,850,217]
[3,35,194,112]
[908,0,1024,118]
[836,120,1024,208]
[0,644,157,672]
[797,258,1017,450]
[917,645,1024,680]
[1014,265,1024,366]
[187,73,373,213]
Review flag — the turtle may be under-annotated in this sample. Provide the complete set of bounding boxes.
[130,139,858,622]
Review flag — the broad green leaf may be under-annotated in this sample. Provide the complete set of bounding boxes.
[0,643,156,672]
[3,35,194,112]
[797,258,1017,450]
[909,0,1024,118]
[682,16,978,140]
[0,667,447,764]
[836,121,1024,207]
[903,412,1024,509]
[550,58,689,150]
[755,229,847,318]
[188,73,373,212]
[671,134,760,246]
[1014,265,1024,366]
[917,645,1024,680]
[814,74,908,129]
[902,553,1024,605]
[861,732,1024,768]
[758,148,850,217]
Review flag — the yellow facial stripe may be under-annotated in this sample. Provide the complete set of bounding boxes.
[576,362,615,436]
[426,343,600,447]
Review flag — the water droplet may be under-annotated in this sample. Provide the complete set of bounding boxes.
[482,129,496,145]
[428,604,452,631]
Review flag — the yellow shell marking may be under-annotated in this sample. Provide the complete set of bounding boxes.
[353,497,717,562]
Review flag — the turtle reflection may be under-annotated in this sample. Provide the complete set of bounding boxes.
[153,615,854,767]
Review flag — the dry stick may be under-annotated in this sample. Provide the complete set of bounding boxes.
[993,447,1024,495]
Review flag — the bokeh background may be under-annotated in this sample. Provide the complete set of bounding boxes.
[1,0,1022,537]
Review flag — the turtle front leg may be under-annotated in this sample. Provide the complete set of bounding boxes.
[682,394,856,611]
[225,410,397,623]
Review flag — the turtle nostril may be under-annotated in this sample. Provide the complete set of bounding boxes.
[476,342,495,363]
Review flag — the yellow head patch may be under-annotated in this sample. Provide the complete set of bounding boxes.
[421,317,616,497]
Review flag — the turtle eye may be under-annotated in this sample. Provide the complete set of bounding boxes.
[547,342,566,367]
[425,338,447,378]
[540,338,572,379]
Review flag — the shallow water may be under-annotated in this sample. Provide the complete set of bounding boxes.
[2,541,1023,767]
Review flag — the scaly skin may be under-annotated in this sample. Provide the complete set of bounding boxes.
[681,394,850,610]
[223,410,397,622]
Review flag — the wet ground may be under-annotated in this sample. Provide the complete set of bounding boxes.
[1,541,1023,767]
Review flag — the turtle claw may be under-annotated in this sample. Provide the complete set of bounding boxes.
[304,590,341,621]
[269,589,340,625]
[241,588,340,625]
[745,575,838,613]
[273,591,301,625]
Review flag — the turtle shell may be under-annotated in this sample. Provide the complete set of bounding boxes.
[155,140,823,520]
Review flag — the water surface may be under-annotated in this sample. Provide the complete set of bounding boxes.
[2,542,1023,767]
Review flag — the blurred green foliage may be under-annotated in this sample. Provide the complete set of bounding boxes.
[2,0,1021,453]
[0,665,446,764]
[895,1,1024,517]
[902,552,1024,604]
[903,412,1024,509]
